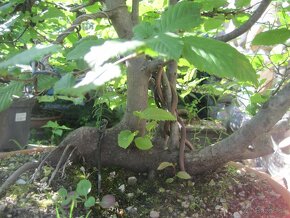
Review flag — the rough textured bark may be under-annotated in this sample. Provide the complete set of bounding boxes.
[41,79,290,175]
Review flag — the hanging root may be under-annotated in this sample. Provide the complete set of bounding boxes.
[48,145,76,185]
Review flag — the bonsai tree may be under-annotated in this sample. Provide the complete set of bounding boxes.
[0,0,290,193]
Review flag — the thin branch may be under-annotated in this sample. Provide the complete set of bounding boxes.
[131,0,139,26]
[215,0,272,42]
[55,12,111,44]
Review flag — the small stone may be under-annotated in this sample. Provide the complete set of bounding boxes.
[127,176,137,186]
[118,184,125,193]
[16,178,26,185]
[238,191,245,197]
[220,198,226,203]
[209,179,215,186]
[215,205,222,210]
[40,177,48,183]
[127,193,134,198]
[126,206,137,216]
[150,210,160,218]
[6,214,12,218]
[233,212,241,218]
[181,201,190,208]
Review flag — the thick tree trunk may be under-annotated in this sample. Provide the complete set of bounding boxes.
[47,80,290,175]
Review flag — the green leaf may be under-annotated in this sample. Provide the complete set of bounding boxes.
[146,121,158,132]
[252,28,290,46]
[183,36,257,84]
[76,179,92,197]
[0,44,60,68]
[134,107,176,121]
[53,129,63,136]
[118,130,136,149]
[54,73,75,95]
[176,171,192,180]
[134,136,153,150]
[84,196,95,208]
[67,37,104,60]
[235,0,251,8]
[157,162,174,170]
[204,18,224,31]
[37,75,58,91]
[41,7,66,19]
[58,187,68,198]
[0,81,24,112]
[147,33,183,60]
[84,40,144,68]
[75,63,121,87]
[158,1,202,33]
[166,178,174,183]
[195,0,227,11]
[133,22,156,40]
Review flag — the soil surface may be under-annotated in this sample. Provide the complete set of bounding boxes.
[0,150,290,218]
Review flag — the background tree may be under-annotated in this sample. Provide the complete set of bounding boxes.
[0,0,290,192]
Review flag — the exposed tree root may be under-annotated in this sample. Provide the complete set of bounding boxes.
[0,162,39,196]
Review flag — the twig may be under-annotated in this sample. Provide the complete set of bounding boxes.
[55,12,111,44]
[177,115,186,171]
[215,0,272,42]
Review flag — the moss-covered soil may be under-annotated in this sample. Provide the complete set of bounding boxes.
[0,151,289,218]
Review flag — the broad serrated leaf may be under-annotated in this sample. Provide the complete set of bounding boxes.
[41,7,66,19]
[67,38,104,60]
[183,36,257,84]
[195,0,227,11]
[204,18,224,31]
[157,162,174,170]
[0,44,60,68]
[133,22,156,40]
[118,130,136,149]
[0,81,24,112]
[147,33,183,60]
[76,179,91,196]
[158,1,201,33]
[37,75,58,91]
[75,64,121,88]
[134,136,153,150]
[134,107,176,121]
[235,0,251,8]
[84,40,144,68]
[176,171,192,180]
[54,73,75,94]
[252,28,290,46]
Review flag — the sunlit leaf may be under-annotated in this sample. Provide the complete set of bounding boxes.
[183,36,257,84]
[0,44,60,68]
[84,40,144,68]
[157,162,174,170]
[118,130,137,149]
[0,81,24,112]
[67,37,104,60]
[176,171,192,180]
[252,28,290,46]
[76,179,92,196]
[134,107,176,121]
[134,136,153,150]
